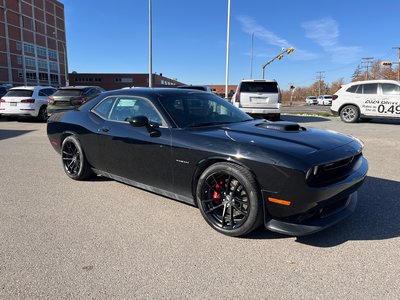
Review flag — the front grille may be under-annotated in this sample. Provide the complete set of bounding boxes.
[308,153,362,187]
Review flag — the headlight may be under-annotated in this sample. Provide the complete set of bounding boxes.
[306,166,319,181]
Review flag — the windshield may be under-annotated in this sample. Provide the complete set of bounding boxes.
[240,82,278,93]
[52,89,84,97]
[159,92,253,128]
[4,90,33,97]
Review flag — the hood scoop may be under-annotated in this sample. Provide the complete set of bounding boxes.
[257,121,304,132]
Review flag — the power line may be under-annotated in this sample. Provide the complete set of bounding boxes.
[316,71,325,96]
[361,57,374,80]
[392,47,400,81]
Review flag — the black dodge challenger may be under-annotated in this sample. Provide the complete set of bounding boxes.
[47,88,368,237]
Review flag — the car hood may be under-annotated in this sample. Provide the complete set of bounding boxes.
[188,120,361,168]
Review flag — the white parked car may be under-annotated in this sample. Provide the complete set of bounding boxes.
[305,96,318,105]
[317,95,333,106]
[0,86,56,121]
[232,79,281,120]
[331,80,400,123]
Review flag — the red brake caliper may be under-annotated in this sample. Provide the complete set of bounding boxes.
[212,180,224,204]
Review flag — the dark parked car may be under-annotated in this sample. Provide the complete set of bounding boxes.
[47,86,104,116]
[47,88,368,237]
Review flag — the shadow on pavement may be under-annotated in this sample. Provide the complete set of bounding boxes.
[0,129,35,141]
[246,176,400,247]
[281,115,331,123]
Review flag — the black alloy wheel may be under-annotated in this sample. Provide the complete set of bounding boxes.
[61,135,94,180]
[197,163,262,237]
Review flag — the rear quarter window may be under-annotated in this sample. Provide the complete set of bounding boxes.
[240,82,278,93]
[362,83,378,94]
[4,90,33,97]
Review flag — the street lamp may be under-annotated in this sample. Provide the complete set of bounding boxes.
[224,0,231,99]
[60,42,69,86]
[262,47,294,79]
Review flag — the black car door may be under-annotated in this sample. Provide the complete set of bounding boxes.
[96,96,173,192]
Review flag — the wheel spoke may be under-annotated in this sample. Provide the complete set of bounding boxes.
[229,204,234,228]
[233,204,246,216]
[205,181,219,194]
[205,202,225,213]
[62,157,73,161]
[221,203,227,227]
[211,175,226,193]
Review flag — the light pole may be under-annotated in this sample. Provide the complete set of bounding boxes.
[250,32,254,79]
[149,0,153,88]
[262,48,294,79]
[60,42,69,86]
[224,0,231,99]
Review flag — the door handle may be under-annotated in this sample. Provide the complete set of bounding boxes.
[101,126,110,132]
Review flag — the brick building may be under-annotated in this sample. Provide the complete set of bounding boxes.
[208,85,237,97]
[68,73,185,90]
[0,0,67,87]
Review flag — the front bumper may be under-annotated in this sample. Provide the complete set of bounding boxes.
[265,191,358,236]
[262,154,368,236]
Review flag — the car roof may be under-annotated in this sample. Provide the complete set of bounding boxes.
[9,86,54,90]
[58,86,101,90]
[239,79,277,83]
[345,79,400,86]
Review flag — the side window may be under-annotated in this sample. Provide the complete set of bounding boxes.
[346,85,358,93]
[83,89,92,97]
[355,85,362,94]
[363,83,378,94]
[382,84,400,95]
[39,89,47,96]
[92,97,116,119]
[109,97,163,125]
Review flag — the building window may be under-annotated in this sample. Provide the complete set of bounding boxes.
[26,71,37,80]
[17,56,22,65]
[16,42,22,51]
[25,57,36,68]
[49,61,58,71]
[38,60,48,69]
[24,43,35,54]
[50,74,59,82]
[18,70,23,78]
[39,73,49,81]
[115,78,133,83]
[48,50,58,60]
[37,47,47,57]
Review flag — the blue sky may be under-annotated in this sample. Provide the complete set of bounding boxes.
[60,0,400,89]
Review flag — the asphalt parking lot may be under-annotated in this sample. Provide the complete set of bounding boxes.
[0,115,399,299]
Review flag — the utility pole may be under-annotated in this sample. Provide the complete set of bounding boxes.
[316,71,325,96]
[361,57,374,80]
[393,47,400,81]
[148,0,153,87]
[250,32,254,79]
[224,0,231,99]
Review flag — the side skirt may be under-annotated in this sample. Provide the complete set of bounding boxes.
[92,168,195,206]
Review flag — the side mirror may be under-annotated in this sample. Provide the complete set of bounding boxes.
[129,115,149,127]
[129,115,161,138]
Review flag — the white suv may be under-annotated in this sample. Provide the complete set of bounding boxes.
[317,95,333,105]
[232,79,281,120]
[0,86,56,121]
[331,80,400,123]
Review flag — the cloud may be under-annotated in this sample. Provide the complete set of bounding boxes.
[237,16,317,61]
[302,17,362,63]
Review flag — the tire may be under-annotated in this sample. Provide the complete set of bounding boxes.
[196,162,263,237]
[340,105,360,123]
[61,135,94,180]
[37,105,48,122]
